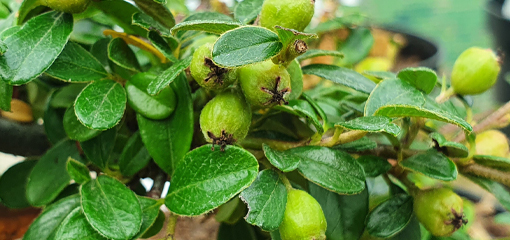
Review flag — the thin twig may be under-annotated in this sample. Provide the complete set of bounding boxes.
[148,171,167,199]
[459,163,510,188]
[454,101,510,142]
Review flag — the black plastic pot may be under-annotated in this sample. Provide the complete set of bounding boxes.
[486,0,510,103]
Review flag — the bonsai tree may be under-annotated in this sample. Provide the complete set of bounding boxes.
[0,0,508,239]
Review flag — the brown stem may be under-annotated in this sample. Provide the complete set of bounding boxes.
[460,163,510,188]
[454,101,510,142]
[147,171,167,199]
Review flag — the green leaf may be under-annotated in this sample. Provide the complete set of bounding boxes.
[0,160,36,208]
[397,67,437,94]
[274,99,324,134]
[0,11,73,85]
[0,80,12,111]
[165,145,259,216]
[55,207,108,240]
[366,193,414,238]
[292,146,366,194]
[400,149,457,181]
[296,49,344,62]
[364,71,397,81]
[132,12,172,37]
[49,83,87,109]
[74,80,127,130]
[119,132,152,177]
[80,128,117,170]
[357,155,392,178]
[274,26,317,53]
[302,93,328,124]
[217,220,257,240]
[215,197,246,224]
[17,0,44,25]
[63,106,102,142]
[333,136,378,152]
[45,41,108,82]
[138,74,193,175]
[301,64,376,94]
[183,11,233,22]
[132,0,175,29]
[473,155,510,172]
[81,175,143,240]
[23,194,81,240]
[430,132,469,158]
[240,169,287,231]
[66,158,90,185]
[26,140,82,206]
[309,182,369,240]
[365,78,472,132]
[171,20,242,36]
[212,26,283,67]
[147,56,192,95]
[132,196,163,239]
[336,116,401,136]
[126,73,176,120]
[391,216,421,240]
[91,0,147,36]
[233,0,264,24]
[43,108,67,144]
[466,175,510,211]
[287,59,303,100]
[108,37,141,72]
[263,144,300,172]
[148,30,178,62]
[337,27,374,65]
[141,210,165,238]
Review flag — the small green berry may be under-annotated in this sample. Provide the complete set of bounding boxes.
[475,130,509,158]
[279,189,327,240]
[199,90,252,151]
[451,47,501,95]
[190,43,237,91]
[238,60,291,108]
[414,188,466,237]
[260,0,315,32]
[42,0,91,14]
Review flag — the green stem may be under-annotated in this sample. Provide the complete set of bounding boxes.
[319,130,366,147]
[460,163,510,188]
[279,173,293,191]
[435,87,456,103]
[162,213,178,240]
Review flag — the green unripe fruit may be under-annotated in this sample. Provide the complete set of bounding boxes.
[414,188,466,237]
[190,43,237,91]
[475,130,510,158]
[126,73,177,120]
[279,189,327,240]
[43,0,91,14]
[354,57,393,83]
[451,47,501,95]
[260,0,315,32]
[238,60,291,108]
[199,90,252,150]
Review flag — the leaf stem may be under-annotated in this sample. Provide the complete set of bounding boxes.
[279,173,293,191]
[435,87,456,103]
[162,212,178,240]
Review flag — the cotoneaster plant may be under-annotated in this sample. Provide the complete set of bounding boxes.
[0,0,509,240]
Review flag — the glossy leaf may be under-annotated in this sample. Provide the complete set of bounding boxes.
[217,220,257,240]
[366,193,414,238]
[240,169,287,231]
[132,0,175,29]
[337,27,373,65]
[357,155,392,178]
[147,56,192,95]
[17,0,44,25]
[74,80,127,130]
[91,0,147,36]
[66,158,90,185]
[50,83,87,109]
[212,26,283,67]
[108,37,141,72]
[275,99,324,134]
[23,195,81,240]
[132,196,163,239]
[0,80,11,111]
[336,116,401,136]
[0,160,36,208]
[292,146,366,194]
[0,11,73,85]
[296,49,344,61]
[364,71,397,81]
[127,73,176,119]
[391,216,421,240]
[234,0,264,24]
[63,106,102,142]
[400,149,457,181]
[263,144,300,172]
[467,175,510,211]
[45,41,108,82]
[397,67,437,94]
[119,132,152,177]
[26,140,82,206]
[430,132,469,158]
[183,11,233,22]
[287,59,303,100]
[473,155,510,171]
[165,145,259,216]
[147,30,178,62]
[301,64,376,94]
[55,207,108,240]
[365,78,472,132]
[81,175,143,240]
[215,197,246,224]
[80,128,117,170]
[132,12,172,37]
[309,182,369,240]
[333,136,378,152]
[141,210,165,238]
[171,20,242,35]
[138,74,193,175]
